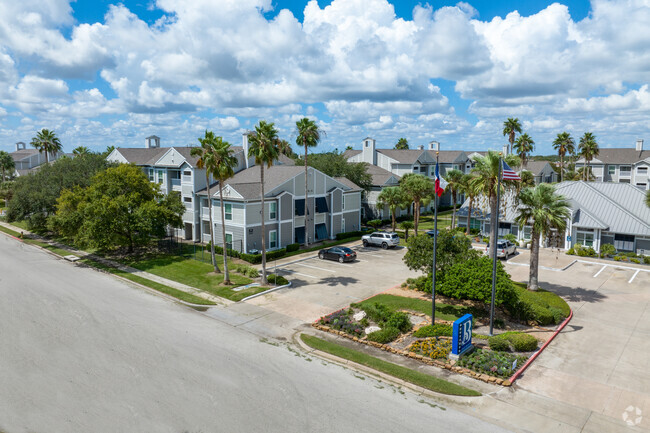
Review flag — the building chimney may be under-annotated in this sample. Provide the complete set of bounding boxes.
[15,141,26,151]
[362,137,376,165]
[418,144,424,150]
[636,139,644,152]
[429,141,440,151]
[503,144,508,155]
[145,135,160,148]
[242,133,250,169]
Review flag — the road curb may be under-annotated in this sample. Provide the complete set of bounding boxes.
[239,282,292,302]
[293,331,484,403]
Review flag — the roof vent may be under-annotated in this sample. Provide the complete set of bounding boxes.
[145,135,160,148]
[15,141,26,151]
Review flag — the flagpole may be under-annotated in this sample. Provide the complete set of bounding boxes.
[489,154,502,336]
[431,152,439,326]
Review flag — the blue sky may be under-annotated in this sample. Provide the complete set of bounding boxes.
[1,0,649,155]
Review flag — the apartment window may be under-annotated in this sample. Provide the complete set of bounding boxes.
[342,195,346,210]
[614,234,634,251]
[148,168,154,182]
[523,226,532,240]
[342,218,346,232]
[620,179,630,184]
[412,166,419,173]
[608,165,616,175]
[315,197,329,213]
[637,166,648,176]
[157,170,164,183]
[620,166,632,176]
[184,170,191,176]
[576,229,594,247]
[170,170,181,180]
[419,166,427,174]
[225,233,233,250]
[202,221,210,234]
[636,183,647,190]
[269,230,277,249]
[202,198,209,208]
[183,197,192,203]
[224,203,232,220]
[269,202,277,220]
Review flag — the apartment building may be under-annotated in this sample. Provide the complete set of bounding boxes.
[575,139,650,190]
[10,141,63,176]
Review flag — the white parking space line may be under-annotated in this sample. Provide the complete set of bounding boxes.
[295,263,336,273]
[276,268,317,279]
[593,265,607,278]
[629,270,640,284]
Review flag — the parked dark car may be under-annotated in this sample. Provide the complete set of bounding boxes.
[318,246,357,263]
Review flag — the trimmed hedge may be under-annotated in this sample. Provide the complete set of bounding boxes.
[286,243,300,252]
[267,274,289,285]
[336,230,365,240]
[367,326,401,344]
[507,283,570,326]
[240,248,287,264]
[413,324,453,338]
[488,332,538,352]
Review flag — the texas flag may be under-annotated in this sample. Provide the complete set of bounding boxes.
[434,161,448,197]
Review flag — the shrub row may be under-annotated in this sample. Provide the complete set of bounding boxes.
[566,244,596,257]
[488,332,538,352]
[413,324,453,338]
[266,274,289,285]
[335,230,365,240]
[240,248,287,264]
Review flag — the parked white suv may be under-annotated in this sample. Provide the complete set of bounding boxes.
[362,232,400,249]
[486,239,517,258]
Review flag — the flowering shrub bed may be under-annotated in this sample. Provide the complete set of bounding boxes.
[458,349,528,378]
[318,309,363,337]
[409,337,451,359]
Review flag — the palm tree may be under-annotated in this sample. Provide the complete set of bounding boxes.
[578,132,599,181]
[515,184,570,290]
[470,150,520,259]
[400,173,433,236]
[394,138,409,150]
[377,186,404,232]
[514,133,534,169]
[552,132,575,182]
[296,118,323,247]
[211,136,238,285]
[399,220,414,241]
[458,173,479,236]
[518,170,536,191]
[73,146,90,156]
[444,169,464,229]
[248,120,281,285]
[191,131,221,274]
[30,129,62,164]
[502,118,522,154]
[0,151,15,182]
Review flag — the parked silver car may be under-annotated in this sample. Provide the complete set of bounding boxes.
[362,232,400,249]
[486,239,517,258]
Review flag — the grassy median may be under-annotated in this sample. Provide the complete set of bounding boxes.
[300,334,480,397]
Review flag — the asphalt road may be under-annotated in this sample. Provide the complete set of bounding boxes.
[0,234,508,433]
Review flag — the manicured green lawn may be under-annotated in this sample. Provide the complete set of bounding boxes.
[355,294,485,322]
[416,214,453,231]
[8,219,29,230]
[81,258,215,305]
[300,334,480,396]
[121,254,261,301]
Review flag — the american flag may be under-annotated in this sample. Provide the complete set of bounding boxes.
[501,160,521,181]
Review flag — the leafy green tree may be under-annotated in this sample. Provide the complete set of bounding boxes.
[400,174,433,235]
[30,129,62,164]
[646,190,650,208]
[7,153,113,229]
[470,150,520,259]
[376,186,404,232]
[73,146,90,156]
[552,132,575,182]
[248,120,281,285]
[192,131,222,273]
[457,173,479,235]
[578,132,599,181]
[502,118,522,154]
[518,169,536,191]
[296,118,323,247]
[394,138,409,150]
[399,220,413,241]
[514,133,534,169]
[104,145,116,156]
[403,230,480,274]
[444,169,463,229]
[211,136,238,285]
[297,151,372,192]
[515,184,570,290]
[0,150,15,182]
[49,164,184,252]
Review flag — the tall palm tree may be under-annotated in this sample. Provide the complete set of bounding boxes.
[191,131,221,274]
[248,120,280,285]
[578,132,599,181]
[212,136,238,285]
[400,173,433,236]
[502,118,522,154]
[377,186,404,232]
[30,129,62,164]
[515,184,570,290]
[518,170,536,191]
[470,150,520,259]
[514,133,535,169]
[399,220,414,241]
[73,146,90,156]
[552,132,575,182]
[295,118,323,247]
[458,173,479,236]
[444,169,464,229]
[0,151,15,182]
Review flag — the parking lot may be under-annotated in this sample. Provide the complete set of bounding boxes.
[246,244,420,322]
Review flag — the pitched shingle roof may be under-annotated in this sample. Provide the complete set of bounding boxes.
[376,149,426,164]
[196,165,304,199]
[10,149,40,161]
[115,148,168,165]
[576,148,650,165]
[518,161,553,176]
[334,177,362,191]
[343,149,361,159]
[426,150,467,164]
[364,163,400,186]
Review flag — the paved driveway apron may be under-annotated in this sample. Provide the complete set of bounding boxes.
[504,251,650,432]
[247,245,420,322]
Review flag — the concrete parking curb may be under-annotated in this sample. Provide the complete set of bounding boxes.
[293,331,482,403]
[239,282,292,302]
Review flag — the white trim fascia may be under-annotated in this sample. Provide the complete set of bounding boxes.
[153,147,187,168]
